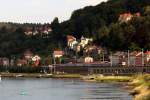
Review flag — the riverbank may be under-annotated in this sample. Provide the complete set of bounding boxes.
[82,74,132,82]
[82,74,150,100]
[0,72,82,78]
[129,74,150,100]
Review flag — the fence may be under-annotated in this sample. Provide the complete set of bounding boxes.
[88,66,150,75]
[0,66,50,73]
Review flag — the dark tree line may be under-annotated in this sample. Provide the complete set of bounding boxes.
[0,22,65,58]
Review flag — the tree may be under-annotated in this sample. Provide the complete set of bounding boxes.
[129,42,140,51]
[144,6,150,16]
[108,23,125,50]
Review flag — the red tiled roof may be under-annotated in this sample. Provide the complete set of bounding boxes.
[67,35,76,41]
[120,12,132,16]
[145,51,150,55]
[54,50,64,55]
[136,52,142,57]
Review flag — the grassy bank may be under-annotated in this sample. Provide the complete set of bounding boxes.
[129,74,150,100]
[82,74,150,100]
[82,75,132,82]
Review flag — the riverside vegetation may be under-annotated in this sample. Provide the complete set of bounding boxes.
[84,74,150,100]
[130,74,150,100]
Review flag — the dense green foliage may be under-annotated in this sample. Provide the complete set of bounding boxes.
[60,0,150,51]
[0,22,65,58]
[0,0,150,58]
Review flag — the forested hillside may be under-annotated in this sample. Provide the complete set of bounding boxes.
[60,0,150,51]
[0,0,150,57]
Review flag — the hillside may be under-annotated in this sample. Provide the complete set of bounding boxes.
[60,0,150,51]
[0,0,150,58]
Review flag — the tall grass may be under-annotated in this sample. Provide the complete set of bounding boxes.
[130,74,150,100]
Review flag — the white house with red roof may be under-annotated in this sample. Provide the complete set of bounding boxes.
[32,55,41,67]
[67,35,78,50]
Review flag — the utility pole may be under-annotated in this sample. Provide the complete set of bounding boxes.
[110,52,112,67]
[103,51,105,62]
[75,50,78,63]
[142,48,144,67]
[53,53,56,74]
[128,50,130,67]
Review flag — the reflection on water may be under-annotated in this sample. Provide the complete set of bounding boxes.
[0,78,132,100]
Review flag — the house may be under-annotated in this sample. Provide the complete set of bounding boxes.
[3,58,10,66]
[145,51,150,63]
[25,31,33,36]
[84,45,102,53]
[17,59,28,66]
[79,36,93,48]
[119,12,133,23]
[84,56,94,63]
[48,28,52,32]
[24,27,33,36]
[84,45,97,53]
[129,51,136,66]
[0,58,10,66]
[1,58,10,66]
[33,30,39,35]
[32,55,41,67]
[67,35,78,49]
[110,52,127,66]
[129,51,144,66]
[24,25,52,36]
[43,30,49,34]
[135,52,143,66]
[54,50,64,58]
[119,12,141,23]
[84,45,103,60]
[10,59,15,66]
[24,50,33,60]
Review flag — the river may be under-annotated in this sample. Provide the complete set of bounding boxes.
[0,78,132,100]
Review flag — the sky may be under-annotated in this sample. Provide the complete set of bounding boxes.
[0,0,107,23]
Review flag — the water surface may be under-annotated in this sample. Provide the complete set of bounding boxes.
[0,78,132,100]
